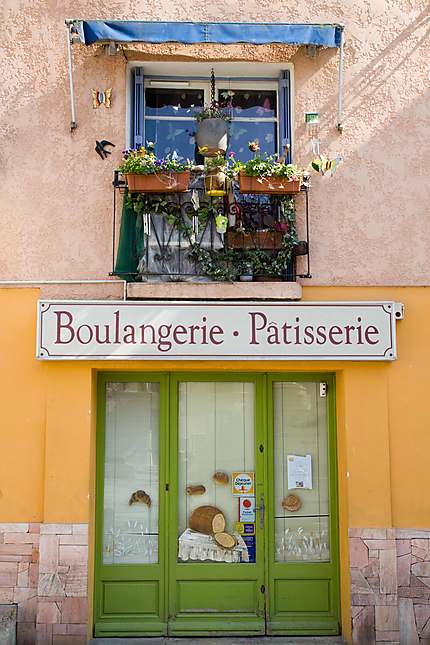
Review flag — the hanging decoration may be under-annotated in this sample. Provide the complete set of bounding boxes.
[95,139,115,159]
[92,88,112,108]
[311,154,343,177]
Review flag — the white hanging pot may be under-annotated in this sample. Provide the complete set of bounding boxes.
[196,118,229,157]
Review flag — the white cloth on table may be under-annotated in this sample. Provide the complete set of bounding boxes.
[178,528,249,563]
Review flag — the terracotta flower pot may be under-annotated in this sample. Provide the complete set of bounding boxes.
[226,230,284,250]
[125,172,190,193]
[239,172,301,195]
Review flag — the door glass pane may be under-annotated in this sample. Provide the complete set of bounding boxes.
[273,382,330,562]
[178,382,255,563]
[103,382,159,564]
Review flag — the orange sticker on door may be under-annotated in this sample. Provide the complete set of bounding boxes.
[232,472,255,496]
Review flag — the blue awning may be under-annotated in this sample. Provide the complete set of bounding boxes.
[76,20,342,48]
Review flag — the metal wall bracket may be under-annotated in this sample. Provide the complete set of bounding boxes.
[394,303,405,320]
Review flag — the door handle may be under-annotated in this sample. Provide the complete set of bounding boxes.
[259,494,265,529]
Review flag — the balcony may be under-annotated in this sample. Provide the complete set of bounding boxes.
[111,170,310,298]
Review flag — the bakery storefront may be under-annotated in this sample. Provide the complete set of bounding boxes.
[37,298,402,638]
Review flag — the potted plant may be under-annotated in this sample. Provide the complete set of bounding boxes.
[233,141,303,194]
[118,146,193,193]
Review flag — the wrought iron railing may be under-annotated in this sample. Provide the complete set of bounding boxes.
[111,171,311,282]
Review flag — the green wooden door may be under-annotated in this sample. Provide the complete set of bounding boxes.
[94,372,340,637]
[167,373,266,635]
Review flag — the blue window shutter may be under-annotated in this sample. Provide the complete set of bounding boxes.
[279,70,292,162]
[132,67,144,148]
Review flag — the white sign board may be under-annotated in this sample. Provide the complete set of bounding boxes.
[36,300,402,361]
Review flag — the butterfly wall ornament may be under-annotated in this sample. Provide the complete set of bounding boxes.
[311,154,343,177]
[91,88,112,109]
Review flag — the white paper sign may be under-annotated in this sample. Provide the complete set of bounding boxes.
[36,300,402,361]
[287,454,312,490]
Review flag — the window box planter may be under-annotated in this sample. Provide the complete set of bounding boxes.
[239,172,301,195]
[125,171,190,193]
[226,230,284,250]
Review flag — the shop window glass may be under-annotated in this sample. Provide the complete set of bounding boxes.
[178,381,255,563]
[103,382,159,564]
[273,382,330,562]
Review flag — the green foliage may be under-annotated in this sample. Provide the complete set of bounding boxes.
[195,105,231,122]
[127,193,298,281]
[233,154,303,180]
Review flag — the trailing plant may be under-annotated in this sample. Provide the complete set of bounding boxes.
[195,103,231,122]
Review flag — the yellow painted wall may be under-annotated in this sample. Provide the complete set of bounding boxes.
[2,286,429,528]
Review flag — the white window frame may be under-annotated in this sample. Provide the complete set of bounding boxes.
[125,62,294,157]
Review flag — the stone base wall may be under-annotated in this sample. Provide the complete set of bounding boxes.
[350,528,430,645]
[0,523,88,645]
[2,523,430,644]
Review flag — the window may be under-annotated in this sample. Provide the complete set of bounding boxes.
[131,68,292,163]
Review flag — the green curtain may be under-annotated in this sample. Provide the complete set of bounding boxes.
[114,192,145,282]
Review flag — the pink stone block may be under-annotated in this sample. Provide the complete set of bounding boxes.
[414,604,430,635]
[350,538,369,568]
[17,565,29,588]
[399,598,420,644]
[0,544,33,556]
[53,624,68,634]
[380,549,397,594]
[396,539,411,556]
[0,562,18,586]
[0,588,14,602]
[0,524,29,533]
[365,539,396,550]
[37,601,61,624]
[59,535,88,546]
[17,596,37,623]
[17,621,37,645]
[349,528,364,538]
[14,587,36,603]
[362,529,388,539]
[4,532,40,545]
[53,635,86,645]
[58,545,87,567]
[375,606,399,631]
[39,535,59,573]
[41,524,72,535]
[61,597,87,624]
[29,563,39,587]
[352,605,376,645]
[398,553,411,587]
[36,623,53,645]
[29,523,40,534]
[363,559,380,578]
[72,525,88,535]
[66,624,87,635]
[351,569,373,594]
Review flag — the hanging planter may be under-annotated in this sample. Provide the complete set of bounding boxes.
[195,68,230,157]
[239,172,301,195]
[125,171,190,193]
[196,118,229,157]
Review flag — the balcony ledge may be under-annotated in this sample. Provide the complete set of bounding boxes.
[127,281,302,301]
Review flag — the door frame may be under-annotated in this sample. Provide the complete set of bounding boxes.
[93,371,340,637]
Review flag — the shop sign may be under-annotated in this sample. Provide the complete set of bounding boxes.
[36,300,403,361]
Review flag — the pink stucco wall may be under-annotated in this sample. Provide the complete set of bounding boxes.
[1,1,429,286]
